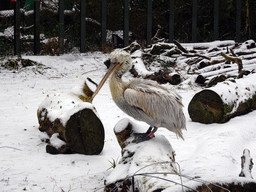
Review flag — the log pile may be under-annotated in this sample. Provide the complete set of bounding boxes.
[126,39,256,123]
[128,39,256,87]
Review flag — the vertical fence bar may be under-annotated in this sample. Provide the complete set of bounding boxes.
[59,0,64,53]
[236,0,241,42]
[34,0,40,55]
[14,0,20,55]
[80,0,86,52]
[169,0,174,43]
[101,0,107,48]
[192,0,197,42]
[146,0,152,46]
[213,0,219,40]
[123,0,129,47]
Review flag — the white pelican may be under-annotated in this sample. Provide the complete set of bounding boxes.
[92,49,186,142]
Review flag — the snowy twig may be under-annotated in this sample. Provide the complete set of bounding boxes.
[0,146,22,151]
[86,77,98,87]
[239,149,254,179]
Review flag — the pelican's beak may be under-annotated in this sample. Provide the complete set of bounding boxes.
[91,62,123,101]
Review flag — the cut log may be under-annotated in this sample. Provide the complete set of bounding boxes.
[105,118,178,191]
[188,74,256,124]
[37,80,104,155]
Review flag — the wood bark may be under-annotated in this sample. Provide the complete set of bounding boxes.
[188,75,256,124]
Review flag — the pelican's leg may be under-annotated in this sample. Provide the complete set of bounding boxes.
[133,126,155,143]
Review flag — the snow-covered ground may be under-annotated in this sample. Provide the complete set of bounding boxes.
[1,47,256,191]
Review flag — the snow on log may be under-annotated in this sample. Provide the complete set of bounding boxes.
[37,80,104,155]
[105,118,179,192]
[188,73,256,124]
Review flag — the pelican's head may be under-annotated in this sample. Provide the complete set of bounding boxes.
[109,49,131,76]
[91,49,131,100]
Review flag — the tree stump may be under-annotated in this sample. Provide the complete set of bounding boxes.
[188,74,256,124]
[105,118,178,192]
[37,80,104,155]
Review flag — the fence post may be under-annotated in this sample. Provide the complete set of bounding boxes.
[123,0,129,47]
[192,0,197,42]
[169,0,174,43]
[59,0,64,53]
[14,0,21,55]
[101,0,106,49]
[236,0,241,42]
[34,0,40,55]
[146,0,152,46]
[213,0,219,40]
[80,0,86,53]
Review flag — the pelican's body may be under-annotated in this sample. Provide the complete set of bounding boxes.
[92,49,186,140]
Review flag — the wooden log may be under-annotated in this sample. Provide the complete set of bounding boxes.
[105,118,177,191]
[37,80,105,155]
[188,74,256,124]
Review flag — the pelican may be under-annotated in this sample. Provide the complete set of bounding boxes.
[92,49,186,141]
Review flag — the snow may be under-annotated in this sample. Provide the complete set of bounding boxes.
[131,50,154,77]
[1,45,256,191]
[38,91,95,126]
[114,117,130,133]
[50,133,66,149]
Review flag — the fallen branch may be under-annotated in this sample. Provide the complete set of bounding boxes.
[230,48,237,57]
[209,59,225,65]
[173,39,189,53]
[182,53,211,60]
[221,52,243,77]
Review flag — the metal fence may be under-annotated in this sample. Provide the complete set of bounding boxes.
[0,0,251,56]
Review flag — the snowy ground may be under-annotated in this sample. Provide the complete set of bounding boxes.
[1,48,256,192]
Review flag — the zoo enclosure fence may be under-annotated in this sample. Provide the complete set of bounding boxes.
[0,0,250,56]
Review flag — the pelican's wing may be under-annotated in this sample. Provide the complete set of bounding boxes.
[123,79,183,124]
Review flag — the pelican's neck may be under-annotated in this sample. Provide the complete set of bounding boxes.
[109,72,126,100]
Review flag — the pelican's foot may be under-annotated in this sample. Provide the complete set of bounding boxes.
[133,127,155,143]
